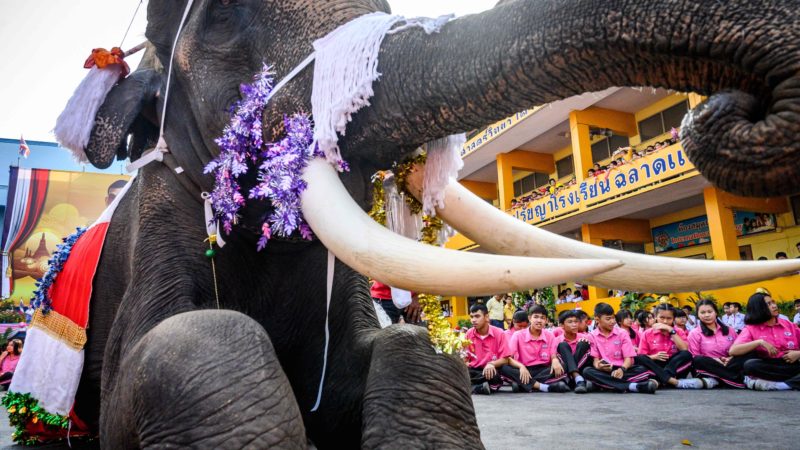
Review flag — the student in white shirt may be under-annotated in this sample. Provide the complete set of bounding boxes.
[682,306,699,331]
[793,300,800,327]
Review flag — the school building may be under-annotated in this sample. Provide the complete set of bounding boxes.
[441,88,800,325]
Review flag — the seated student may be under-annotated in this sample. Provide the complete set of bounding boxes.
[635,304,705,389]
[555,310,592,392]
[556,291,568,305]
[689,299,746,389]
[576,310,591,333]
[674,309,690,335]
[505,311,530,339]
[581,303,659,394]
[616,309,640,351]
[465,304,511,395]
[501,305,570,393]
[730,293,800,391]
[634,309,654,333]
[682,305,699,331]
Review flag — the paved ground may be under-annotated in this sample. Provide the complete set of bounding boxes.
[473,388,800,450]
[0,389,797,448]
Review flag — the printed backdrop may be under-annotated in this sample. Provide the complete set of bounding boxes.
[2,168,129,302]
[652,211,777,253]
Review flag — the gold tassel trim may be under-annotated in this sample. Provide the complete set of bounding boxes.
[30,309,87,351]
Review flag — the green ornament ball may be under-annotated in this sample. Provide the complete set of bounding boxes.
[205,248,216,258]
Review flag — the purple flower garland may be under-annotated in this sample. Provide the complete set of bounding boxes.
[205,64,347,250]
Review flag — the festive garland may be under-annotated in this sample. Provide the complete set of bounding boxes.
[31,227,87,315]
[373,157,470,356]
[367,171,387,226]
[205,64,347,250]
[2,392,69,445]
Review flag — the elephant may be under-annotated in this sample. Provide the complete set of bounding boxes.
[57,0,799,448]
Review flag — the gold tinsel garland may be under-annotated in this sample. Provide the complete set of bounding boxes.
[370,156,470,355]
[368,171,387,226]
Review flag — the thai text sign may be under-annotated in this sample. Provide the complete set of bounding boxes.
[461,107,539,158]
[511,144,695,225]
[652,211,777,253]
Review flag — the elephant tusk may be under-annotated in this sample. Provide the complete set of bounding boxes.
[300,158,624,296]
[404,163,800,292]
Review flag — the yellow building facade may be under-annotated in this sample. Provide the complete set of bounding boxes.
[444,89,800,326]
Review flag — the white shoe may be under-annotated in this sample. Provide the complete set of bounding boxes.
[701,377,719,389]
[744,376,780,391]
[677,378,704,389]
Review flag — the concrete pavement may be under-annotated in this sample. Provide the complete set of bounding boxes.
[473,388,800,450]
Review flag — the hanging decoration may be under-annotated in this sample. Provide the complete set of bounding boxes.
[204,65,327,250]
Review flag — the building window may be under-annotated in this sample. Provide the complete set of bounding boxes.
[513,172,550,197]
[638,100,689,141]
[591,134,630,163]
[556,155,574,179]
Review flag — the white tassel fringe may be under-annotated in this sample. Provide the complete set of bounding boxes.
[311,12,452,169]
[422,134,465,216]
[54,65,123,163]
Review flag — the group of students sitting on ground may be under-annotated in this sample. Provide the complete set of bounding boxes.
[465,292,800,395]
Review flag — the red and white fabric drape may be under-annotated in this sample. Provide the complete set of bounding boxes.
[1,168,49,298]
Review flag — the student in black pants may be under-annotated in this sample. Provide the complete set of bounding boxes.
[581,303,659,394]
[634,304,707,389]
[554,310,592,392]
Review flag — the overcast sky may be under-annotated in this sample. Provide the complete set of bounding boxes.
[0,0,495,142]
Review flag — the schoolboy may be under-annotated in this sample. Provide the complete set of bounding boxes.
[581,303,659,394]
[465,304,511,394]
[505,311,530,339]
[555,310,592,392]
[501,305,570,393]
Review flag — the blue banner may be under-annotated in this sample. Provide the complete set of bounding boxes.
[652,211,776,253]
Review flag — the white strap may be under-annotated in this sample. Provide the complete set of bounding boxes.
[125,137,169,173]
[265,52,317,104]
[159,0,194,137]
[201,192,226,248]
[311,250,335,412]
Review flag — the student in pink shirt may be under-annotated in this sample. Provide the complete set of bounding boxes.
[576,310,590,333]
[635,304,705,389]
[500,305,570,393]
[505,311,530,343]
[464,304,512,395]
[581,303,658,394]
[0,339,22,387]
[730,294,800,391]
[674,309,690,335]
[554,310,592,392]
[689,299,745,388]
[616,309,640,351]
[635,310,655,332]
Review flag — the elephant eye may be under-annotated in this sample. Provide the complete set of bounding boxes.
[219,0,236,5]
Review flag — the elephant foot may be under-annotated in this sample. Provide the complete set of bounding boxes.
[361,326,484,449]
[100,310,306,449]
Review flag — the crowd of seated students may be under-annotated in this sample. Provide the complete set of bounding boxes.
[510,131,680,210]
[465,291,800,395]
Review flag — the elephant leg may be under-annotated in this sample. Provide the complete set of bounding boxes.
[100,310,306,449]
[361,326,484,449]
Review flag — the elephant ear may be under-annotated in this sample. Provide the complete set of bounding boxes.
[83,64,162,169]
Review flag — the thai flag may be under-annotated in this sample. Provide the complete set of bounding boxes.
[18,135,30,158]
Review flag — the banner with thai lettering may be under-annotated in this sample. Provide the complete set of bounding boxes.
[652,211,777,253]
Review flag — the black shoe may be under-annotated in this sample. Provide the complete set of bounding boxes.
[549,381,571,393]
[511,382,521,393]
[574,380,590,394]
[636,380,658,394]
[472,381,491,395]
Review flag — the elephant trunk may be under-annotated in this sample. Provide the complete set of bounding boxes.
[364,0,800,197]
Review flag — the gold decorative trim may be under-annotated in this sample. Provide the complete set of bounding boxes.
[30,309,86,351]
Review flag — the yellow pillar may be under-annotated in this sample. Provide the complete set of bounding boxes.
[460,180,497,201]
[580,223,606,301]
[703,186,740,261]
[569,113,594,183]
[496,153,515,211]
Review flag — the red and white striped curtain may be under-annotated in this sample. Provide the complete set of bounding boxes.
[2,168,49,298]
